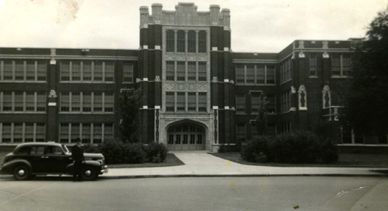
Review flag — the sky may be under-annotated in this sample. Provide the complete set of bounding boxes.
[0,0,387,52]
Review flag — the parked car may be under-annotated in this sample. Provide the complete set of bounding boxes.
[0,142,108,180]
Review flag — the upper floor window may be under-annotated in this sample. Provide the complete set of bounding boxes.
[0,60,47,82]
[280,59,292,83]
[165,61,207,82]
[236,94,246,114]
[177,30,186,53]
[123,63,134,82]
[0,91,46,113]
[331,54,351,77]
[281,90,291,113]
[198,31,207,53]
[60,92,114,113]
[309,54,317,77]
[166,30,175,52]
[60,61,115,83]
[188,30,196,53]
[235,64,276,85]
[164,91,207,113]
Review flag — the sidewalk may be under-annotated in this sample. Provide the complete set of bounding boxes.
[102,151,388,179]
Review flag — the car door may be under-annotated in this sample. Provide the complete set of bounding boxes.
[29,146,49,173]
[45,146,72,173]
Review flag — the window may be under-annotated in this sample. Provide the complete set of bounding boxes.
[123,63,134,82]
[177,30,185,53]
[83,93,92,112]
[37,62,46,81]
[71,123,80,143]
[26,61,36,80]
[37,92,46,112]
[256,65,265,84]
[1,91,46,113]
[104,124,114,140]
[236,94,245,114]
[188,30,196,53]
[26,92,35,112]
[61,62,71,81]
[298,85,307,110]
[14,92,24,112]
[105,62,114,82]
[14,123,23,143]
[198,31,207,53]
[93,93,103,112]
[236,64,275,85]
[83,61,92,81]
[60,92,70,112]
[177,61,185,81]
[166,30,175,52]
[266,95,276,114]
[251,92,261,114]
[3,61,13,80]
[266,66,275,84]
[198,62,207,81]
[82,124,91,143]
[93,123,102,143]
[188,92,196,111]
[104,93,114,112]
[198,92,207,112]
[72,61,81,81]
[60,123,69,143]
[3,92,12,111]
[331,54,351,77]
[236,123,246,143]
[281,59,292,83]
[15,61,24,80]
[236,64,245,84]
[71,92,81,112]
[281,90,291,113]
[309,54,317,76]
[25,123,34,142]
[35,123,46,142]
[2,123,12,142]
[188,62,196,81]
[322,85,331,108]
[177,92,185,111]
[166,61,175,81]
[246,65,255,84]
[94,62,103,81]
[166,92,175,112]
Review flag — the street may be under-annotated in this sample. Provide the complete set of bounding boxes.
[0,176,387,211]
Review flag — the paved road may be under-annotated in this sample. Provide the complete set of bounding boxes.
[0,176,387,211]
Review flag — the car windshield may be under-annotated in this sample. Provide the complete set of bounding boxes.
[62,145,70,153]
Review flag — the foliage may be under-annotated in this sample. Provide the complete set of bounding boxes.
[100,139,126,164]
[119,88,142,143]
[343,7,388,136]
[241,131,338,164]
[82,144,101,153]
[122,143,147,164]
[255,98,268,136]
[143,143,168,163]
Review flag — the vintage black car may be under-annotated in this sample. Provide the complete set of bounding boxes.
[0,142,108,180]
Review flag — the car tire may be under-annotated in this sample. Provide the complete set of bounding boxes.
[81,165,98,181]
[13,165,31,180]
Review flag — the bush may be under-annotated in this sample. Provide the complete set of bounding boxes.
[143,143,168,163]
[241,136,270,162]
[218,144,241,153]
[241,131,339,164]
[83,144,101,153]
[122,143,146,164]
[100,139,125,164]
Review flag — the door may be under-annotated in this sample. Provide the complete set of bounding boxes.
[167,124,205,150]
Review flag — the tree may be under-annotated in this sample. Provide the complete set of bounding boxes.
[343,7,388,136]
[119,88,142,143]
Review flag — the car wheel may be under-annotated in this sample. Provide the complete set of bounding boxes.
[13,165,31,180]
[81,166,98,181]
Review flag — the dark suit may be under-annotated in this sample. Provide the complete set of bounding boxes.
[72,144,84,181]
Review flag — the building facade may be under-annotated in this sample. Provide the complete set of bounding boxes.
[0,3,385,151]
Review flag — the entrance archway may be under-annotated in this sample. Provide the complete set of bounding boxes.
[167,122,206,150]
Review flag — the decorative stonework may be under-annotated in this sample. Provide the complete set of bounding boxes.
[298,85,307,110]
[165,83,175,91]
[48,90,57,98]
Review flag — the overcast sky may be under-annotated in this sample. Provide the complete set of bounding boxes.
[0,0,387,52]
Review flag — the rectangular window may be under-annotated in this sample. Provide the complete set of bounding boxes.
[188,92,196,111]
[236,64,245,84]
[61,62,70,81]
[166,61,175,81]
[331,55,341,76]
[198,31,207,53]
[82,123,91,143]
[166,30,175,53]
[72,61,81,81]
[37,62,46,81]
[26,61,36,81]
[123,63,134,82]
[93,93,103,112]
[187,62,196,81]
[198,62,206,81]
[25,123,34,142]
[3,92,12,111]
[94,62,103,81]
[266,95,276,114]
[71,92,81,112]
[236,123,246,143]
[13,123,23,143]
[281,59,292,83]
[281,91,291,113]
[256,65,265,84]
[267,66,275,84]
[83,61,92,81]
[236,94,245,114]
[246,65,255,84]
[26,92,35,111]
[342,54,351,76]
[71,123,80,143]
[188,31,196,53]
[166,92,175,112]
[104,93,114,112]
[2,123,12,142]
[177,92,185,111]
[198,92,207,112]
[14,92,24,112]
[15,61,24,80]
[4,61,13,80]
[93,123,102,144]
[177,61,185,81]
[105,62,114,82]
[35,123,45,142]
[177,31,185,53]
[60,123,69,143]
[83,93,92,112]
[309,55,317,76]
[60,92,70,112]
[104,123,114,140]
[37,92,46,112]
[251,92,261,114]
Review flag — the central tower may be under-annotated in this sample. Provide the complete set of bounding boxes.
[138,3,233,151]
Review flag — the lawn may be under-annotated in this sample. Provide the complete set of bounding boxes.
[211,152,388,168]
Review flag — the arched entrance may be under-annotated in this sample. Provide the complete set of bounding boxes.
[167,122,206,150]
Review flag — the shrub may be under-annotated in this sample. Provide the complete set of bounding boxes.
[100,139,125,164]
[218,144,241,153]
[83,144,101,153]
[143,143,168,163]
[122,143,146,164]
[241,136,270,162]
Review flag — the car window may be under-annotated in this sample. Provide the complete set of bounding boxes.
[47,146,63,155]
[15,146,31,154]
[30,146,45,155]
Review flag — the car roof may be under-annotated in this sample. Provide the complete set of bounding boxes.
[15,142,63,148]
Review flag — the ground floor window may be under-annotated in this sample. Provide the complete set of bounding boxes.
[0,122,45,143]
[59,123,114,144]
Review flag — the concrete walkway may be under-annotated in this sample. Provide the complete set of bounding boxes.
[103,151,388,179]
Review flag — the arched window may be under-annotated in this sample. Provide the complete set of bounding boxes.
[188,30,196,53]
[198,31,207,53]
[322,85,331,108]
[166,30,175,52]
[177,30,185,53]
[298,85,307,110]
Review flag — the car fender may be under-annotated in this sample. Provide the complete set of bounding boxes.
[66,160,101,174]
[1,159,32,174]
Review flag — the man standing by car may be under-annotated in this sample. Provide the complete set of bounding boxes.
[72,138,84,181]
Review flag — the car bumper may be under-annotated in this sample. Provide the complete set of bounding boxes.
[100,165,108,174]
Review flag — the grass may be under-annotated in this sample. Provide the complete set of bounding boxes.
[211,152,388,168]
